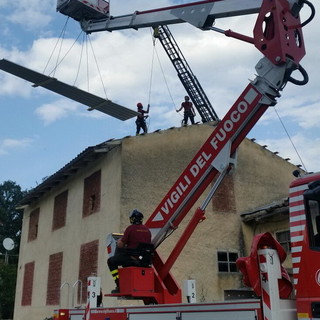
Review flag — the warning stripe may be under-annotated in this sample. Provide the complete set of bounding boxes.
[289,182,308,291]
[259,253,271,320]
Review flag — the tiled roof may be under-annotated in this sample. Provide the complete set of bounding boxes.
[240,198,289,222]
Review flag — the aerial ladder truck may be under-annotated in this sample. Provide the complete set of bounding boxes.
[54,0,319,320]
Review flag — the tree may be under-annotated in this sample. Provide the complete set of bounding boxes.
[0,180,26,256]
[0,180,26,319]
[0,264,18,319]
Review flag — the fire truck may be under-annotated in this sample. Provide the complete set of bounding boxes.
[54,0,319,319]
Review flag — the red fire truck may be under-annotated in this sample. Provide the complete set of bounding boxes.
[54,0,319,319]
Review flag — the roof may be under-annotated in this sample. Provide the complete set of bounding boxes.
[19,139,121,206]
[240,198,289,222]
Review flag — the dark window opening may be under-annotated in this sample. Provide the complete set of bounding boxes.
[276,230,291,253]
[52,190,68,231]
[304,180,320,250]
[217,251,239,273]
[28,208,40,242]
[83,170,101,217]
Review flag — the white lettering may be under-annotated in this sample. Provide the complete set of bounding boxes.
[176,185,183,196]
[210,94,252,150]
[190,164,199,177]
[224,120,233,132]
[202,151,212,161]
[171,191,179,203]
[156,174,192,218]
[161,201,170,215]
[230,110,240,122]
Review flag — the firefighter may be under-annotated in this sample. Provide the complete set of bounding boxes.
[176,95,196,125]
[107,209,152,293]
[135,102,150,135]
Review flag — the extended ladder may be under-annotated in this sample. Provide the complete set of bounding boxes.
[155,25,219,123]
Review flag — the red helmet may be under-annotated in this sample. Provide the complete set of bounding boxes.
[137,102,143,108]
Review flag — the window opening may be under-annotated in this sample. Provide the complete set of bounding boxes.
[276,230,291,253]
[217,251,239,273]
[304,181,320,250]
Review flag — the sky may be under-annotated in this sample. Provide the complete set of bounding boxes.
[0,0,319,191]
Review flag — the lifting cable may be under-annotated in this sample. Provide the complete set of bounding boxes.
[42,16,70,75]
[44,18,83,78]
[87,35,109,100]
[150,29,179,115]
[73,32,86,87]
[273,107,308,172]
[148,37,156,106]
[43,17,109,101]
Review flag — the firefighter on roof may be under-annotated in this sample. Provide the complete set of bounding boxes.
[135,102,150,135]
[177,95,196,125]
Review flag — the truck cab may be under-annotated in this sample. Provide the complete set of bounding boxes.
[289,173,320,319]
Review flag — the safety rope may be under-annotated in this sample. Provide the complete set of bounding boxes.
[273,107,308,172]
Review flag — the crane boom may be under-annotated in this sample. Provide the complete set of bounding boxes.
[56,0,311,305]
[78,0,263,33]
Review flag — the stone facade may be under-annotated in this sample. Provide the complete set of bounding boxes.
[13,124,298,320]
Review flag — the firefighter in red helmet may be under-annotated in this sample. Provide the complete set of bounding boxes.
[107,209,152,293]
[176,95,196,125]
[135,102,150,135]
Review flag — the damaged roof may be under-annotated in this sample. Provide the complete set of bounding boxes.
[240,198,289,222]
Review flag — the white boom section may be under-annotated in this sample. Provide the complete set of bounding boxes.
[79,0,263,33]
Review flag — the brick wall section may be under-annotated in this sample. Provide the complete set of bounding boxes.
[212,174,236,213]
[28,208,39,242]
[46,252,63,305]
[82,170,101,217]
[78,240,99,303]
[21,261,35,306]
[52,190,68,231]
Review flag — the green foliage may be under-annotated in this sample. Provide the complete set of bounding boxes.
[0,263,18,319]
[0,180,26,256]
[0,180,26,319]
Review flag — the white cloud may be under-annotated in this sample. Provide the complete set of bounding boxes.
[5,0,55,29]
[256,133,320,173]
[0,138,33,156]
[35,99,83,125]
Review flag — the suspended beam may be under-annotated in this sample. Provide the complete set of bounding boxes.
[0,59,138,121]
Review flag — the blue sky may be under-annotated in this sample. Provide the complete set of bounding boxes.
[0,0,320,191]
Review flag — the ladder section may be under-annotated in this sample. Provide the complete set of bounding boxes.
[156,25,219,123]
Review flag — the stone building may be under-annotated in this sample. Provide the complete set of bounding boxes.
[13,123,298,320]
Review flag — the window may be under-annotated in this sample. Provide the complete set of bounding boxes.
[306,199,320,249]
[78,240,99,303]
[21,261,35,306]
[46,252,63,305]
[276,230,291,253]
[83,170,101,217]
[217,251,238,273]
[28,208,40,242]
[52,190,68,231]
